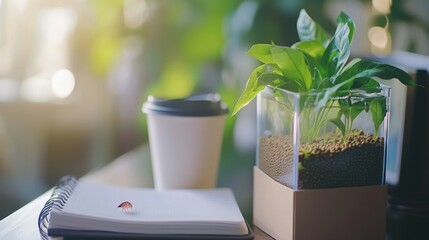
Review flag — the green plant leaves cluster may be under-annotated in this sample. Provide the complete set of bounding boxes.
[233,9,415,140]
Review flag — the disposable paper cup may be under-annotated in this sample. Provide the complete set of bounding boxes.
[143,93,228,190]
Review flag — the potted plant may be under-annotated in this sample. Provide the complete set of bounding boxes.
[233,9,415,190]
[233,9,415,239]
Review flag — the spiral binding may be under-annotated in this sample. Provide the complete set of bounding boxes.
[38,175,78,240]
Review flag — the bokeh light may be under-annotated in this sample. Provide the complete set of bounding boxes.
[372,0,391,14]
[51,69,75,99]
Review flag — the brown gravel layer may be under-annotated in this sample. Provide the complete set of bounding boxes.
[259,135,294,187]
[259,130,385,189]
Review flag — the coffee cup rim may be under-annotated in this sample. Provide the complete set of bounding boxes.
[142,93,229,117]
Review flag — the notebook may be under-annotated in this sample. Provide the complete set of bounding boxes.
[38,176,253,240]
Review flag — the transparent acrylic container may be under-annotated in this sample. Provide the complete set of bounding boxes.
[257,85,391,190]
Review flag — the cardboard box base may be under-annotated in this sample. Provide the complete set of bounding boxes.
[253,167,387,240]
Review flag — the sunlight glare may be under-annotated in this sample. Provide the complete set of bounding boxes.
[51,69,75,99]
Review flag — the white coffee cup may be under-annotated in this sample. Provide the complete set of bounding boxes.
[143,93,228,190]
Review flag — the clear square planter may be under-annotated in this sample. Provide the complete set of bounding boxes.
[257,85,391,190]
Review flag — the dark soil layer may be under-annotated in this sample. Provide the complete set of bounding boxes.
[299,130,384,189]
[259,131,385,189]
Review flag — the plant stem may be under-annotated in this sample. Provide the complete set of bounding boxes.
[301,100,335,143]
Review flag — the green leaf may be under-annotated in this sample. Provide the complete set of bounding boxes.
[321,23,351,77]
[247,44,275,64]
[349,101,365,121]
[296,9,330,47]
[369,97,387,136]
[257,72,284,86]
[292,40,325,60]
[306,53,320,71]
[337,108,344,119]
[300,50,325,79]
[337,95,367,123]
[232,64,272,115]
[315,78,354,111]
[351,77,381,93]
[277,81,301,92]
[337,59,415,86]
[258,72,301,92]
[329,118,346,137]
[257,72,286,86]
[331,58,360,85]
[317,77,333,89]
[270,47,312,91]
[313,68,323,89]
[336,11,355,44]
[350,77,370,88]
[339,58,361,74]
[337,77,355,91]
[338,99,350,118]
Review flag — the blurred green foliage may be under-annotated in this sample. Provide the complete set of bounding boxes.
[142,0,240,98]
[89,0,124,77]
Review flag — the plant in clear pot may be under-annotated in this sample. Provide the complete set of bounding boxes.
[233,9,415,191]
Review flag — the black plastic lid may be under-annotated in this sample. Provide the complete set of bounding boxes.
[142,93,229,117]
